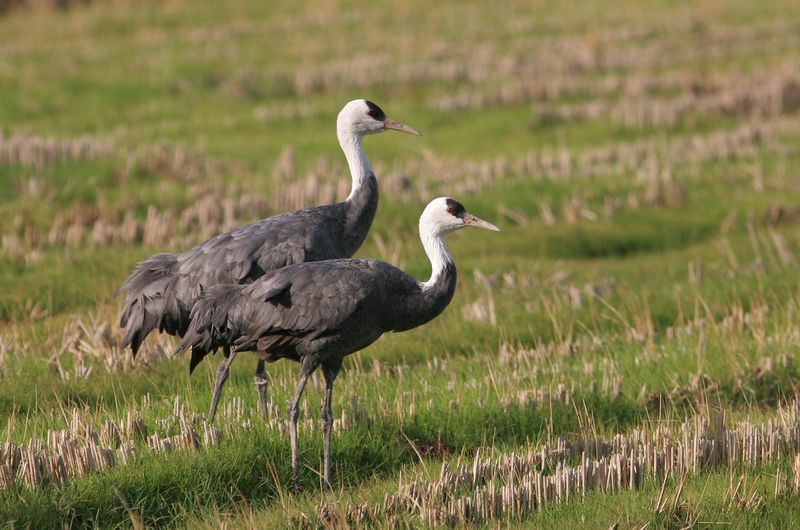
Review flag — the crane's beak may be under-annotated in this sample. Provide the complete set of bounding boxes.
[383,117,422,136]
[463,213,500,231]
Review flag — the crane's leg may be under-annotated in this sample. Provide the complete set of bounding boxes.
[288,359,316,492]
[208,346,237,422]
[320,358,343,489]
[254,359,269,418]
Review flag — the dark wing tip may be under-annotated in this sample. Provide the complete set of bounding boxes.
[128,334,142,358]
[188,348,205,375]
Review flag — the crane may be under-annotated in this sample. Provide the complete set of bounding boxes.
[117,99,420,420]
[176,197,499,489]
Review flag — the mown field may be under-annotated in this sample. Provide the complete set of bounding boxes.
[1,0,800,527]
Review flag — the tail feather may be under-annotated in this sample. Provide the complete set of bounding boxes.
[175,284,243,373]
[118,253,189,356]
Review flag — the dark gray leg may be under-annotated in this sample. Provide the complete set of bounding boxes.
[254,359,268,417]
[321,359,343,489]
[208,346,237,422]
[288,359,316,491]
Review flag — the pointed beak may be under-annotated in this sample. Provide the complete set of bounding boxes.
[463,213,500,232]
[383,116,422,136]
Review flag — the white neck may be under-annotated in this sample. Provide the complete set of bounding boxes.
[338,127,374,202]
[419,224,453,290]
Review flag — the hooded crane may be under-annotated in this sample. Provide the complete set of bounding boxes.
[176,197,499,489]
[117,100,420,421]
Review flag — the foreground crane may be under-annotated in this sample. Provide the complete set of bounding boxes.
[176,197,499,489]
[117,100,420,420]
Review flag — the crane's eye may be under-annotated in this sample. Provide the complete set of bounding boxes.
[447,206,455,215]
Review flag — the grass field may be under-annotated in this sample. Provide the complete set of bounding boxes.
[2,0,800,527]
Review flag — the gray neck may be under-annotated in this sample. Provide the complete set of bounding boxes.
[394,230,458,331]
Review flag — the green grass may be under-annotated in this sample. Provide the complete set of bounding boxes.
[2,0,800,527]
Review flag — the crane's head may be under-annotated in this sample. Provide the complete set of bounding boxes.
[419,197,500,236]
[337,99,421,139]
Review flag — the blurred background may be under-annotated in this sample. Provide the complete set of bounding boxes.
[2,0,800,527]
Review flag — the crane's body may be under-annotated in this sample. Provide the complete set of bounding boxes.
[117,99,420,420]
[182,256,456,372]
[118,176,378,350]
[177,197,499,489]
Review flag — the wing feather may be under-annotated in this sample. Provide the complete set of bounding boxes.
[176,259,394,364]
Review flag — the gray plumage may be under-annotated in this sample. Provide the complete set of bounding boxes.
[117,180,378,354]
[179,257,456,373]
[116,99,420,421]
[175,197,499,489]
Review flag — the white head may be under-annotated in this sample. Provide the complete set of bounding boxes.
[419,197,500,238]
[337,99,421,140]
[418,197,499,288]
